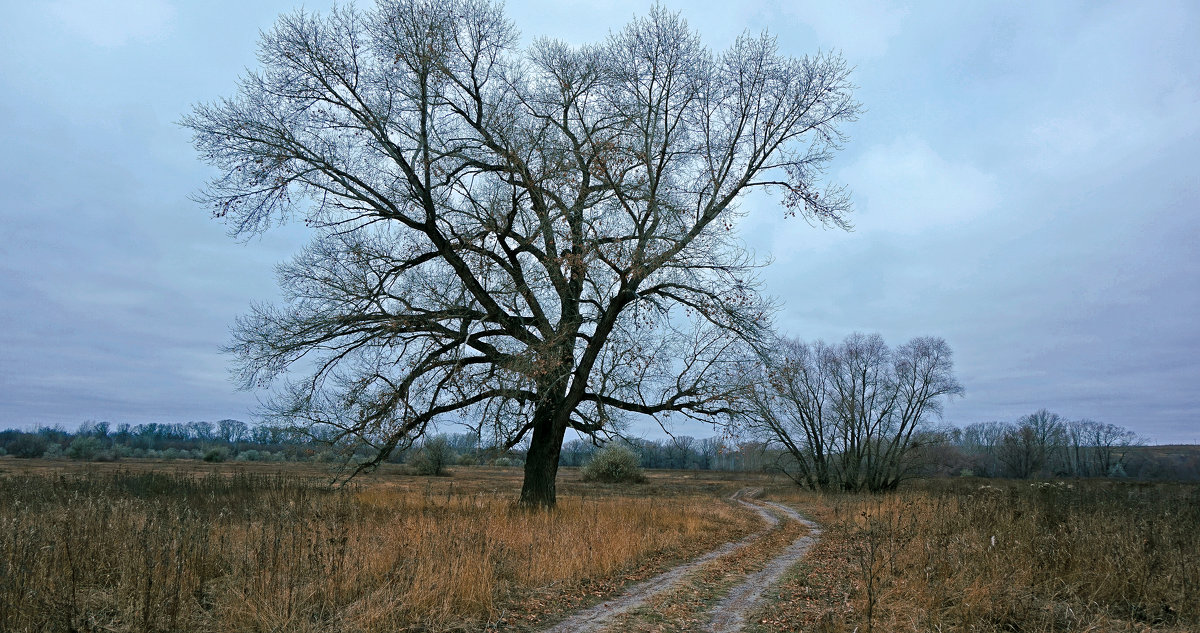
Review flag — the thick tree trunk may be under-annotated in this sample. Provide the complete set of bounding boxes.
[519,405,567,508]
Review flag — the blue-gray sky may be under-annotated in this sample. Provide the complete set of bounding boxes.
[1,1,1197,443]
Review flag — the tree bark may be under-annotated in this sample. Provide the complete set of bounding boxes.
[519,404,567,508]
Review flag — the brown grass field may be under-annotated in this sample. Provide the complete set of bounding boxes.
[754,479,1200,633]
[1,457,1196,633]
[0,458,763,632]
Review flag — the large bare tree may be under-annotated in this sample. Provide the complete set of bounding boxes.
[183,0,859,506]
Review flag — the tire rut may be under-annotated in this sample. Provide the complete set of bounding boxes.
[703,501,821,633]
[540,488,776,633]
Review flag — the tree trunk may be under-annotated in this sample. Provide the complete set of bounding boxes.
[519,404,567,508]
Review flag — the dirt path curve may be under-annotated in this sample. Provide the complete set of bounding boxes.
[704,501,822,633]
[541,488,776,633]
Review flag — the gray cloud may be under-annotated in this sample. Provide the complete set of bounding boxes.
[0,1,1196,443]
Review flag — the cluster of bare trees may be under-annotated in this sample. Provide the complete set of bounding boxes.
[956,410,1140,478]
[741,333,963,492]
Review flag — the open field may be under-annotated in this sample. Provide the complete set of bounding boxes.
[754,479,1200,633]
[0,459,766,632]
[2,458,1197,633]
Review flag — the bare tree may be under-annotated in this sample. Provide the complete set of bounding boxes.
[998,423,1040,478]
[1065,418,1139,477]
[996,410,1065,478]
[1025,409,1067,474]
[961,420,1008,477]
[217,419,249,444]
[745,333,963,492]
[746,337,836,489]
[666,435,697,469]
[697,435,725,470]
[182,1,860,506]
[1088,420,1138,476]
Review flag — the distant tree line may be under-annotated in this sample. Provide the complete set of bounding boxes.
[0,421,767,472]
[0,421,514,467]
[934,409,1198,480]
[1,413,1195,482]
[0,420,324,463]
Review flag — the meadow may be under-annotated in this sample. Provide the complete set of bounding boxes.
[1,458,1196,633]
[0,460,759,632]
[757,479,1200,633]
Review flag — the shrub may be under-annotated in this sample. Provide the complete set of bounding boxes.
[409,436,454,476]
[6,433,49,459]
[581,445,647,484]
[67,436,103,460]
[203,447,229,463]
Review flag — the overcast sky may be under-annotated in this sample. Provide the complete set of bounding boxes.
[1,0,1196,444]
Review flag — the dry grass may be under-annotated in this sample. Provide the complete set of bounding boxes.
[753,479,1200,633]
[0,460,761,632]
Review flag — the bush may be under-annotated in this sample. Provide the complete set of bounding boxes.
[581,445,647,484]
[67,436,103,460]
[5,433,48,459]
[203,447,229,463]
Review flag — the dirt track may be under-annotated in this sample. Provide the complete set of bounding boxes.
[542,488,819,633]
[705,500,822,632]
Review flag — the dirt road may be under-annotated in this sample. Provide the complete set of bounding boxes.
[542,489,819,633]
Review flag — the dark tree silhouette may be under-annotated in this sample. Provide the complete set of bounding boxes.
[183,0,859,506]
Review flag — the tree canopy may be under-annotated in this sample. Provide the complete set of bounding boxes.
[184,0,860,506]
